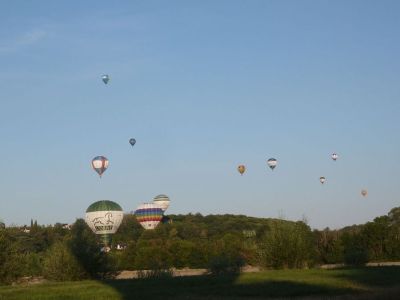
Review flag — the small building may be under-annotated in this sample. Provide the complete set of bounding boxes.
[61,223,72,230]
[116,244,127,250]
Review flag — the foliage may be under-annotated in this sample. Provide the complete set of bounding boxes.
[68,219,115,279]
[258,220,315,269]
[0,207,400,284]
[42,241,86,281]
[341,231,368,266]
[136,268,174,279]
[314,228,344,264]
[0,231,22,284]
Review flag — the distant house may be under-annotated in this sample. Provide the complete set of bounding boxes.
[101,246,111,253]
[242,230,256,238]
[116,244,127,250]
[61,223,72,230]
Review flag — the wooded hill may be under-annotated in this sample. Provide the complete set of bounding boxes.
[0,207,399,283]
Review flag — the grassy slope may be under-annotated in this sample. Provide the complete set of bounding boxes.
[1,267,399,300]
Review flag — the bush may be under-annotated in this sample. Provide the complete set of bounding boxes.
[43,241,86,281]
[342,232,368,266]
[20,252,43,277]
[0,231,24,284]
[68,219,115,279]
[344,247,368,266]
[134,236,172,270]
[208,255,244,275]
[258,221,314,269]
[137,268,174,279]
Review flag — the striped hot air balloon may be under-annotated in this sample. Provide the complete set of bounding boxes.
[153,194,170,212]
[91,156,109,178]
[85,200,123,246]
[135,203,163,230]
[267,158,277,170]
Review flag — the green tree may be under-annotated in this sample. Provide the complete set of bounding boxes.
[43,241,86,281]
[68,219,113,278]
[258,221,314,269]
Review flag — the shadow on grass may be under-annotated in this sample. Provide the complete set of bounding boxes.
[102,274,358,300]
[331,266,400,287]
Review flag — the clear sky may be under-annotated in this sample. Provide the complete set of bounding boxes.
[0,1,399,229]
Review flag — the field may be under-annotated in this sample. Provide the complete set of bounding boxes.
[0,267,399,300]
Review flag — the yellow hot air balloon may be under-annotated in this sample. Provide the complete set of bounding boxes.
[237,165,246,176]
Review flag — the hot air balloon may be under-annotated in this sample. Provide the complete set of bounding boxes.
[91,156,109,178]
[129,138,136,147]
[101,74,109,84]
[320,176,326,184]
[237,165,246,176]
[153,194,170,212]
[85,200,123,247]
[331,153,338,161]
[135,203,163,230]
[361,189,368,197]
[267,158,277,170]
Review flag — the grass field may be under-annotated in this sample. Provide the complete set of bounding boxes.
[0,267,399,300]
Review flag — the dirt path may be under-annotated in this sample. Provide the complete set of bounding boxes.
[115,265,262,279]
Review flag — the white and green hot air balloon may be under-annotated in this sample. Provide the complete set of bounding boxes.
[85,200,124,247]
[153,194,170,212]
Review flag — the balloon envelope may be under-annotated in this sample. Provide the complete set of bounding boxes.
[85,200,123,245]
[91,156,109,177]
[267,158,277,170]
[361,189,368,197]
[331,153,338,161]
[320,176,326,184]
[135,203,163,230]
[237,165,246,175]
[153,194,170,212]
[101,74,109,84]
[129,138,136,146]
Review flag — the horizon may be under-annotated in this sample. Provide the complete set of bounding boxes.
[4,206,397,231]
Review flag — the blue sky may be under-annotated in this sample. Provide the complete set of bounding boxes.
[0,1,399,229]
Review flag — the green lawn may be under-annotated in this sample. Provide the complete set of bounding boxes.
[1,267,399,300]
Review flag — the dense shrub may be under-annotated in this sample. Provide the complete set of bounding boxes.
[208,255,244,275]
[0,231,23,284]
[137,268,174,279]
[258,221,314,269]
[43,241,86,281]
[342,233,368,266]
[68,219,115,279]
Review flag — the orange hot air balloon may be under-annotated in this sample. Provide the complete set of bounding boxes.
[237,165,246,176]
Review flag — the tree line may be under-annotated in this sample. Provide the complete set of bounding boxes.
[0,207,399,283]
